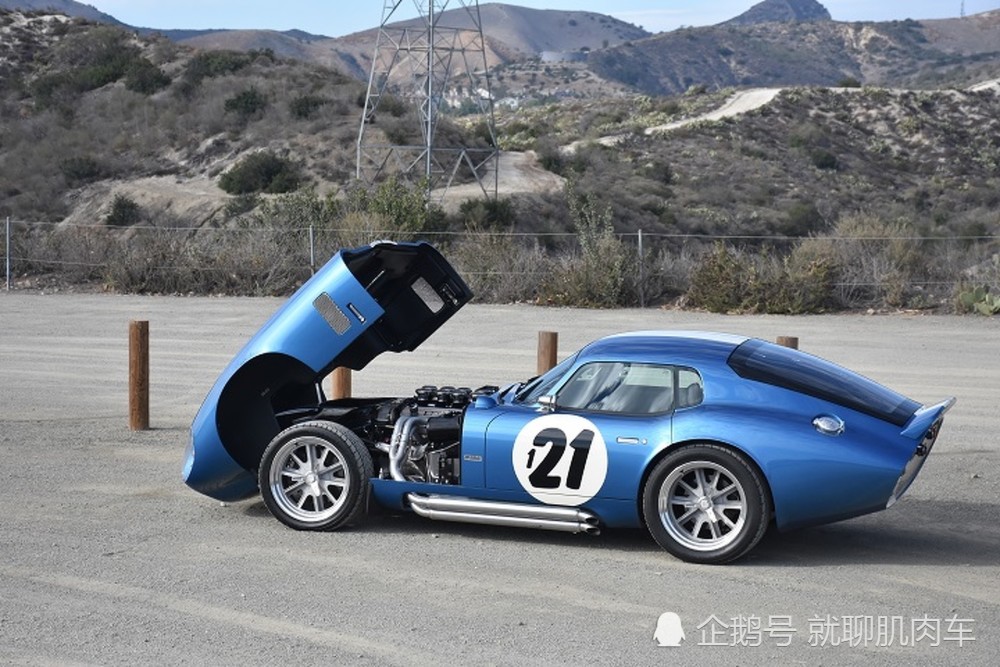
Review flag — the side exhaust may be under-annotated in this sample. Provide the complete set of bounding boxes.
[406,493,600,535]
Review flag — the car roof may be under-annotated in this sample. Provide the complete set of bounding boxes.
[577,331,748,366]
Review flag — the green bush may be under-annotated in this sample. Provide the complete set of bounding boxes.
[224,193,261,218]
[30,27,145,108]
[458,197,515,230]
[105,194,142,227]
[289,94,329,119]
[809,148,839,170]
[60,156,104,184]
[781,200,824,236]
[535,138,565,174]
[218,152,302,195]
[342,177,439,235]
[124,59,171,94]
[224,87,268,118]
[183,50,253,84]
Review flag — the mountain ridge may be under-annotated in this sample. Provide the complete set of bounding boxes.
[0,0,120,24]
[5,0,997,99]
[724,0,832,26]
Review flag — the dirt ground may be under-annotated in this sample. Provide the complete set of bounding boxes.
[1,292,998,665]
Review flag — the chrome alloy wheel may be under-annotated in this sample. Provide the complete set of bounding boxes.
[267,435,351,524]
[658,460,748,552]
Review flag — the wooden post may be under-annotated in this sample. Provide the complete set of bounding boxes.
[329,367,352,400]
[5,216,10,291]
[537,331,558,375]
[129,320,149,431]
[776,336,799,350]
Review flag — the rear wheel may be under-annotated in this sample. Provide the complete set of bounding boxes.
[258,420,372,531]
[642,444,770,564]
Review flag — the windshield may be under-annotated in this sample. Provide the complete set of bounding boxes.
[513,354,577,405]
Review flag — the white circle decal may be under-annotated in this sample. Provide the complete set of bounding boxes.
[512,414,608,506]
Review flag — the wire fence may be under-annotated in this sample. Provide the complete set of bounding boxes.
[4,216,1000,311]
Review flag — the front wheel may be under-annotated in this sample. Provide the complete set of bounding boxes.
[642,444,771,564]
[258,420,372,531]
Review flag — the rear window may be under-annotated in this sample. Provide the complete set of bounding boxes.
[727,339,919,427]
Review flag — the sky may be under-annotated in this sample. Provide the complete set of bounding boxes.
[83,1,1000,36]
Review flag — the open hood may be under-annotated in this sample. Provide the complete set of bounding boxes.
[184,241,472,500]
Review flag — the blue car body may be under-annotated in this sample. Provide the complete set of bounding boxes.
[184,241,953,563]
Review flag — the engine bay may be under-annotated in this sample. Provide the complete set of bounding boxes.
[288,384,498,486]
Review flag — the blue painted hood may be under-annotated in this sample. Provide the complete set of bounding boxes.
[183,241,472,500]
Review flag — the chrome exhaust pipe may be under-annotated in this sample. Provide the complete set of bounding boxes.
[389,416,425,482]
[407,493,600,535]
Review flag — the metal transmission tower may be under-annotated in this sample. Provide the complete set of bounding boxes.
[357,1,499,202]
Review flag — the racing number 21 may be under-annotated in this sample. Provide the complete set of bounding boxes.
[526,427,594,490]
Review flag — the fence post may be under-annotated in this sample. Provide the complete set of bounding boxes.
[637,228,645,308]
[329,367,352,399]
[129,320,150,431]
[776,336,799,349]
[309,224,316,274]
[5,216,10,291]
[537,331,558,375]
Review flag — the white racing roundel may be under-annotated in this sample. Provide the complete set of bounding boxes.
[511,414,608,506]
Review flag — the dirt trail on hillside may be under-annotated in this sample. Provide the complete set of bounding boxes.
[646,87,783,134]
[437,149,565,207]
[455,88,786,201]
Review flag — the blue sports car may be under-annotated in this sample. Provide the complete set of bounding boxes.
[183,241,954,564]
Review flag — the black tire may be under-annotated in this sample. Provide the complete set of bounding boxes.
[642,443,771,564]
[258,420,373,531]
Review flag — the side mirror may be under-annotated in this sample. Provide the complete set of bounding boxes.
[538,395,557,413]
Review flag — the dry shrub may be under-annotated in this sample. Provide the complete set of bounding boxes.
[323,211,397,252]
[635,244,702,305]
[793,212,924,308]
[448,233,551,303]
[686,243,834,314]
[540,182,629,307]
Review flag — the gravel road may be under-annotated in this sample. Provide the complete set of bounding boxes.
[1,293,997,665]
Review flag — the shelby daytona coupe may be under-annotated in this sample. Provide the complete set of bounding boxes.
[183,241,954,564]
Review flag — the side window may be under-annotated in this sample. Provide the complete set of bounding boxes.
[556,362,676,415]
[676,368,704,408]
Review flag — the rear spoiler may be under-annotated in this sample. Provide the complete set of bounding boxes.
[888,397,956,507]
[901,397,956,440]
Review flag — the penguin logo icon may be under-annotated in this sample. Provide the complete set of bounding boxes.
[653,612,685,647]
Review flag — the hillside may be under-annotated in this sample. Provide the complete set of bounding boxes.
[383,3,649,55]
[501,84,1000,239]
[168,4,1000,103]
[0,10,372,224]
[3,1,997,101]
[2,8,998,236]
[590,11,1000,95]
[1,7,998,310]
[177,4,650,82]
[0,0,119,24]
